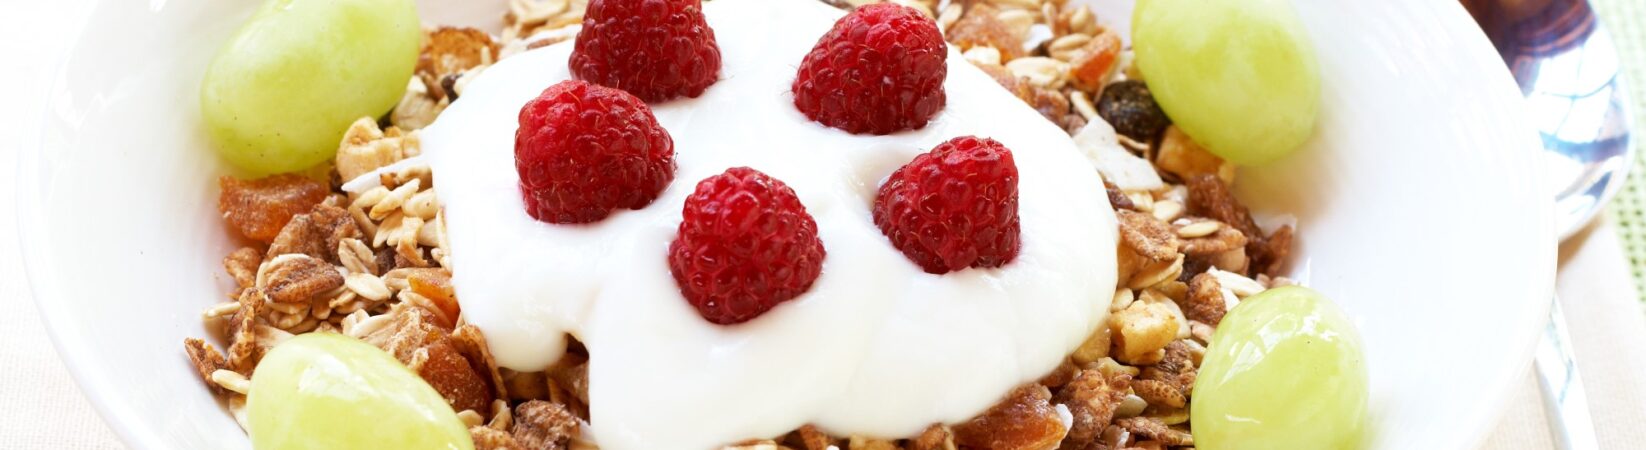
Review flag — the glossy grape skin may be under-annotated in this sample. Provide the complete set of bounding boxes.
[1191,286,1368,450]
[1131,0,1320,165]
[247,333,472,450]
[200,0,420,175]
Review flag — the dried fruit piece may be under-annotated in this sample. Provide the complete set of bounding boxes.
[1068,29,1123,91]
[219,174,328,242]
[1155,125,1232,184]
[952,385,1067,450]
[417,338,495,415]
[793,3,947,134]
[947,4,1025,61]
[1097,80,1172,143]
[409,269,460,320]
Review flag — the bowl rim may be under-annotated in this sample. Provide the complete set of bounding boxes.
[18,1,1556,449]
[16,8,173,449]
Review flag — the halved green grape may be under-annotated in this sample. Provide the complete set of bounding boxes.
[247,333,472,450]
[1131,0,1320,165]
[1191,286,1368,450]
[201,0,420,175]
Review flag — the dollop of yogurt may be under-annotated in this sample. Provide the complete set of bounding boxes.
[420,0,1119,447]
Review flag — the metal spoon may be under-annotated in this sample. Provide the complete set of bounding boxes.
[1464,0,1630,448]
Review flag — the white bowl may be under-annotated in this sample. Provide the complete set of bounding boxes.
[19,0,1553,449]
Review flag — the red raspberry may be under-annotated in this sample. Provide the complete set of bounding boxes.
[874,136,1020,274]
[515,80,675,224]
[792,3,947,135]
[570,0,722,102]
[669,167,826,325]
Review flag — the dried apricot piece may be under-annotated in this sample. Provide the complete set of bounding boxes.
[1068,28,1122,90]
[953,384,1067,450]
[948,5,1026,61]
[219,174,328,242]
[410,270,459,316]
[418,337,495,415]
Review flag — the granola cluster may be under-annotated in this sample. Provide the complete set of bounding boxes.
[184,1,1299,449]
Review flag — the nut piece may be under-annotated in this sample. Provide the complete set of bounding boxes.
[335,118,421,183]
[1109,299,1179,365]
[952,384,1067,450]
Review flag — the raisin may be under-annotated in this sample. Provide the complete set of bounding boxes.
[1097,80,1172,143]
[218,174,328,242]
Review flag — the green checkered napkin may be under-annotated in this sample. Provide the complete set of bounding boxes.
[1594,0,1646,303]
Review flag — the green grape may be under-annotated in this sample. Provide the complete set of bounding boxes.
[1191,286,1368,450]
[247,333,472,450]
[201,0,420,175]
[1131,0,1320,165]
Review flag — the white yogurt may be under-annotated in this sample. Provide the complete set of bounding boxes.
[420,0,1118,447]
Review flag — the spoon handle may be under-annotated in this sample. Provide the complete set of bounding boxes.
[1535,297,1598,450]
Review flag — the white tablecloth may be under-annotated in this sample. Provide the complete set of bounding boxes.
[5,3,1645,449]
